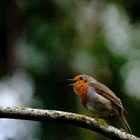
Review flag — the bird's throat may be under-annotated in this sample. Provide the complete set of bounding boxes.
[73,81,88,105]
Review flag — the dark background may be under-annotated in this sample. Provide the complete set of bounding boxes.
[1,0,140,139]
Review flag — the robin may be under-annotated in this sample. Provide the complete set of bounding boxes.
[69,74,132,134]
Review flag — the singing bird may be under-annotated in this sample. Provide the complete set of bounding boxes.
[69,74,132,134]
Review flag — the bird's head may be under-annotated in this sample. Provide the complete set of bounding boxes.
[68,74,97,95]
[73,75,97,84]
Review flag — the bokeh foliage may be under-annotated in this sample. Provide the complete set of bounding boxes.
[2,0,140,139]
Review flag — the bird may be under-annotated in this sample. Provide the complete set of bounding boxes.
[69,74,132,134]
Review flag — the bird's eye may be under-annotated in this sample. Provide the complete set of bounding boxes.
[84,80,87,83]
[79,77,83,80]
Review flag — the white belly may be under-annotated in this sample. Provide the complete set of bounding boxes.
[86,86,113,117]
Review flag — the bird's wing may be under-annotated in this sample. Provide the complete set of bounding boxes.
[89,82,125,111]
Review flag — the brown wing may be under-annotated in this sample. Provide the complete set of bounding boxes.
[89,82,125,111]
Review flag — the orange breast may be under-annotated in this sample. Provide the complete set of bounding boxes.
[73,81,88,105]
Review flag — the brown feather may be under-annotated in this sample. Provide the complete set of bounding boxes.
[89,82,125,112]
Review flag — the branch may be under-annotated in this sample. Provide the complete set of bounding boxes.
[0,106,139,140]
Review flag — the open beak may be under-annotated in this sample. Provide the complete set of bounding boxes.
[67,79,76,86]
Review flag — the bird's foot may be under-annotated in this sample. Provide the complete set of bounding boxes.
[91,115,108,126]
[120,128,127,133]
[96,118,108,126]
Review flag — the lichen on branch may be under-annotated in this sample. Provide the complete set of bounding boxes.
[0,106,139,140]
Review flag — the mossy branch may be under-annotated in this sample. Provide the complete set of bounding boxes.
[0,106,139,140]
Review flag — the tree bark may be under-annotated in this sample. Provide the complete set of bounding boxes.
[0,106,139,140]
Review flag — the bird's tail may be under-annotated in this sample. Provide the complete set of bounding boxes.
[119,111,132,134]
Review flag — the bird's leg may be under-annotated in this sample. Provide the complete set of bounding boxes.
[97,118,108,126]
[91,114,108,126]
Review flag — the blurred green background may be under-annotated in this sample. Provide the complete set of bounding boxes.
[1,0,140,140]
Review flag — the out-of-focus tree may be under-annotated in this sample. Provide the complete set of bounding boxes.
[2,0,140,140]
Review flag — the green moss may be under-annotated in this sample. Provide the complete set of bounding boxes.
[15,106,28,110]
[74,114,87,120]
[96,118,108,126]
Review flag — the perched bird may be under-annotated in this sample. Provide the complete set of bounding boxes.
[69,74,132,134]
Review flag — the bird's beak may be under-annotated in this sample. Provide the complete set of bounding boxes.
[67,79,76,86]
